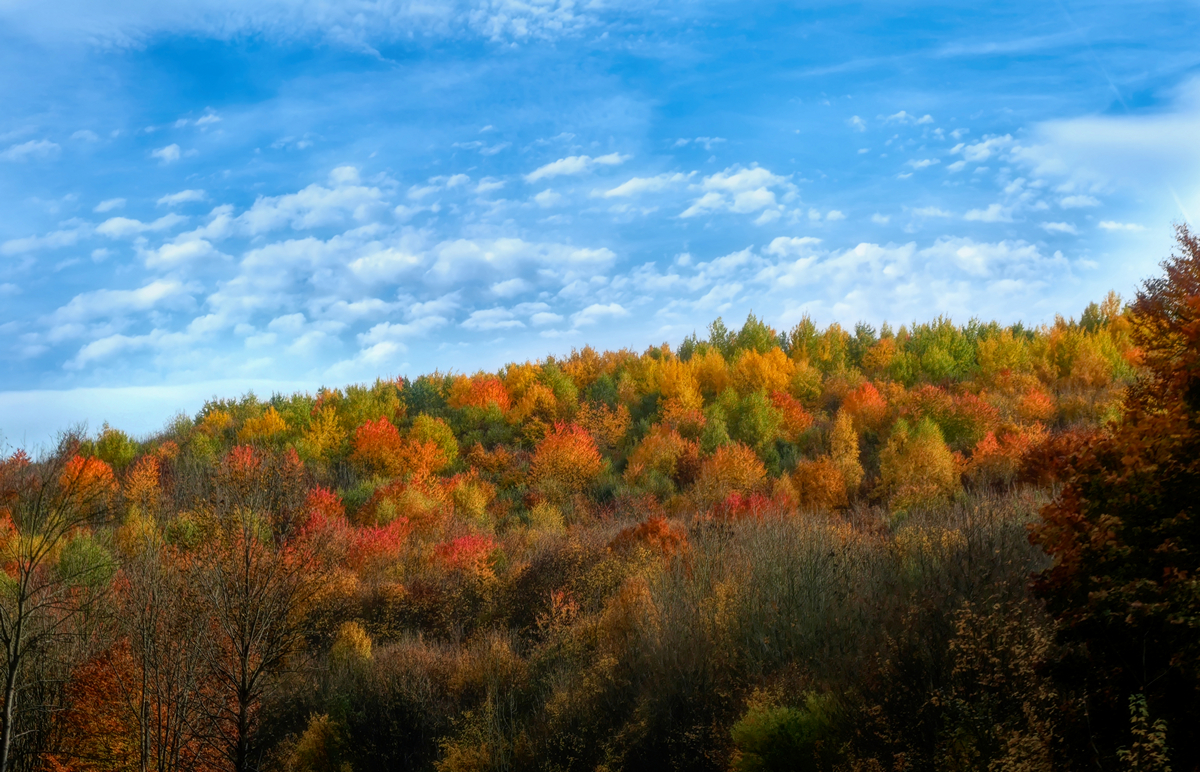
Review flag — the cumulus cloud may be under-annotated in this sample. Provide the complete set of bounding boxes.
[1098,221,1146,231]
[680,165,793,218]
[94,198,126,213]
[950,135,1012,163]
[525,152,629,182]
[1041,221,1078,234]
[151,144,182,163]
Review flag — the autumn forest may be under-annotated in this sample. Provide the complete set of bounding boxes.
[2,227,1199,772]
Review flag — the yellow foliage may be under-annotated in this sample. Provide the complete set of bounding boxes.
[691,348,731,399]
[830,409,864,494]
[330,621,373,667]
[576,401,631,450]
[199,409,233,436]
[300,406,347,461]
[731,348,795,396]
[655,357,703,409]
[290,713,352,772]
[503,361,542,403]
[879,418,961,511]
[237,406,288,444]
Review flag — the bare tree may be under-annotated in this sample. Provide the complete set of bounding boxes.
[0,440,116,772]
[195,509,318,772]
[113,540,213,772]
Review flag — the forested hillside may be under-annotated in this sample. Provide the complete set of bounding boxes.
[2,228,1197,771]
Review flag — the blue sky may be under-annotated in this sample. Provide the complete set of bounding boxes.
[2,0,1199,446]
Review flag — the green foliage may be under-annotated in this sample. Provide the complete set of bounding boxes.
[83,424,138,470]
[730,692,841,772]
[56,533,117,587]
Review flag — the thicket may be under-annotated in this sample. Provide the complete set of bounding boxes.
[3,226,1198,771]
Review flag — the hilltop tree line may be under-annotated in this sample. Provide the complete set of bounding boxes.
[1,226,1197,771]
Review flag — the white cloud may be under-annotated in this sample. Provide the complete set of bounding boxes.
[911,206,952,218]
[680,165,793,218]
[947,160,967,172]
[49,279,193,324]
[1041,222,1078,234]
[142,238,227,268]
[963,203,1013,222]
[825,210,846,221]
[525,152,630,182]
[96,213,187,239]
[600,172,689,198]
[1,222,91,255]
[151,144,182,163]
[0,139,60,162]
[1098,221,1146,232]
[71,129,99,142]
[534,189,564,207]
[572,302,628,327]
[530,311,563,325]
[906,158,939,170]
[950,134,1013,163]
[885,111,934,125]
[462,307,524,331]
[94,198,126,213]
[871,213,890,224]
[848,116,866,132]
[491,278,531,297]
[1059,195,1101,209]
[475,178,505,194]
[157,189,207,206]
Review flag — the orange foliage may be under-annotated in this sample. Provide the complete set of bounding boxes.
[530,423,603,493]
[967,424,1046,487]
[60,454,117,500]
[693,442,767,506]
[46,647,138,771]
[124,455,161,511]
[841,381,889,433]
[792,457,848,511]
[609,516,689,559]
[624,426,701,488]
[361,475,449,536]
[350,417,404,475]
[1017,388,1057,423]
[576,401,631,449]
[769,390,814,441]
[449,375,512,413]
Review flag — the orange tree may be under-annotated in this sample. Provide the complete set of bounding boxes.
[1030,225,1200,769]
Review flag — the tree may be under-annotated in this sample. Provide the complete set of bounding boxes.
[194,509,319,772]
[0,441,117,772]
[1030,225,1200,769]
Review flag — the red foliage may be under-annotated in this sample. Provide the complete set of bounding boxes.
[435,533,496,574]
[349,518,411,571]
